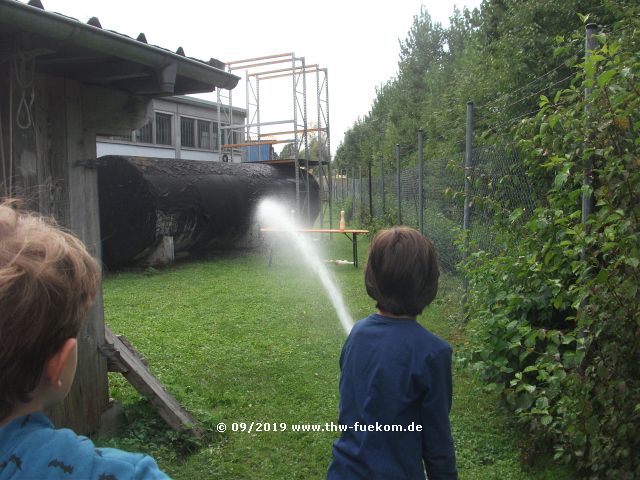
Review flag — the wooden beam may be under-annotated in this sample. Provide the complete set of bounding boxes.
[228,57,295,72]
[226,52,292,65]
[222,140,276,148]
[42,78,109,434]
[102,326,203,436]
[259,128,322,137]
[258,68,322,81]
[222,137,294,148]
[249,64,319,77]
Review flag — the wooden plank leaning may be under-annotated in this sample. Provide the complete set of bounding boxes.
[101,325,203,437]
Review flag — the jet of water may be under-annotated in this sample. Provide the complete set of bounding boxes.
[257,199,354,335]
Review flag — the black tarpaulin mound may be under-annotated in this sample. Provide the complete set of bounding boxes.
[98,156,319,268]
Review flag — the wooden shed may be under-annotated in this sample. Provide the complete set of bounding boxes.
[0,0,239,434]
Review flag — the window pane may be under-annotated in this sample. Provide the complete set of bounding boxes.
[212,123,219,150]
[136,121,153,143]
[197,120,211,149]
[156,113,173,145]
[181,117,195,148]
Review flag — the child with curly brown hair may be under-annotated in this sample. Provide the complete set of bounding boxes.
[0,200,169,479]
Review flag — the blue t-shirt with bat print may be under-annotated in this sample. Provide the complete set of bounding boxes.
[0,413,169,479]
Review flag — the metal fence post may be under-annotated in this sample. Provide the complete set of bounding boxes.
[577,24,599,340]
[327,143,333,232]
[380,155,385,215]
[396,144,401,225]
[368,158,373,218]
[418,129,425,235]
[359,165,363,223]
[317,157,323,230]
[351,167,356,220]
[582,24,598,246]
[463,102,474,315]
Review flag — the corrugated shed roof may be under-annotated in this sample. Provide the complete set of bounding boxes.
[0,0,239,95]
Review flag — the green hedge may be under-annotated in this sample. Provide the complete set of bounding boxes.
[463,12,640,479]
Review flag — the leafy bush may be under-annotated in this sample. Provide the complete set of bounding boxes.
[464,11,640,479]
[362,210,397,235]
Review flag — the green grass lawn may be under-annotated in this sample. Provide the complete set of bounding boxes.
[98,236,574,479]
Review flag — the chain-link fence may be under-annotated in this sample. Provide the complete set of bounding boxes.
[328,145,537,272]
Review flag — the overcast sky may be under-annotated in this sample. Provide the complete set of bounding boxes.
[42,0,482,154]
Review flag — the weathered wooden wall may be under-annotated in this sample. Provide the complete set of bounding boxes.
[2,58,150,433]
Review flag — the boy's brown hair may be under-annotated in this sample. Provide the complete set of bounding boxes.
[364,226,440,316]
[0,199,100,421]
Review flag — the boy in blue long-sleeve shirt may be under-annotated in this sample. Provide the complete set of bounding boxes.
[328,226,457,480]
[0,200,169,479]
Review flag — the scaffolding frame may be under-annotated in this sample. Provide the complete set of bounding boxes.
[217,52,332,227]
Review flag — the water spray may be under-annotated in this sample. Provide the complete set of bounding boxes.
[257,199,354,335]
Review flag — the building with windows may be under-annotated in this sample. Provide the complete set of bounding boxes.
[97,95,246,162]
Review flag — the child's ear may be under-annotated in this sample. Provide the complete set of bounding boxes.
[44,338,77,388]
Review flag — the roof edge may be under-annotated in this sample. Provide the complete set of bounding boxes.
[2,1,240,92]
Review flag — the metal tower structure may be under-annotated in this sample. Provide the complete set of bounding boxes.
[217,52,332,227]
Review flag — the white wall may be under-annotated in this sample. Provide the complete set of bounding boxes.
[96,96,246,163]
[97,141,242,162]
[97,141,176,159]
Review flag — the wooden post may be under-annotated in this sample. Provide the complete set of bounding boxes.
[38,79,110,433]
[28,75,149,433]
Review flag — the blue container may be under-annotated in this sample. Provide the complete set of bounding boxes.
[246,144,272,162]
